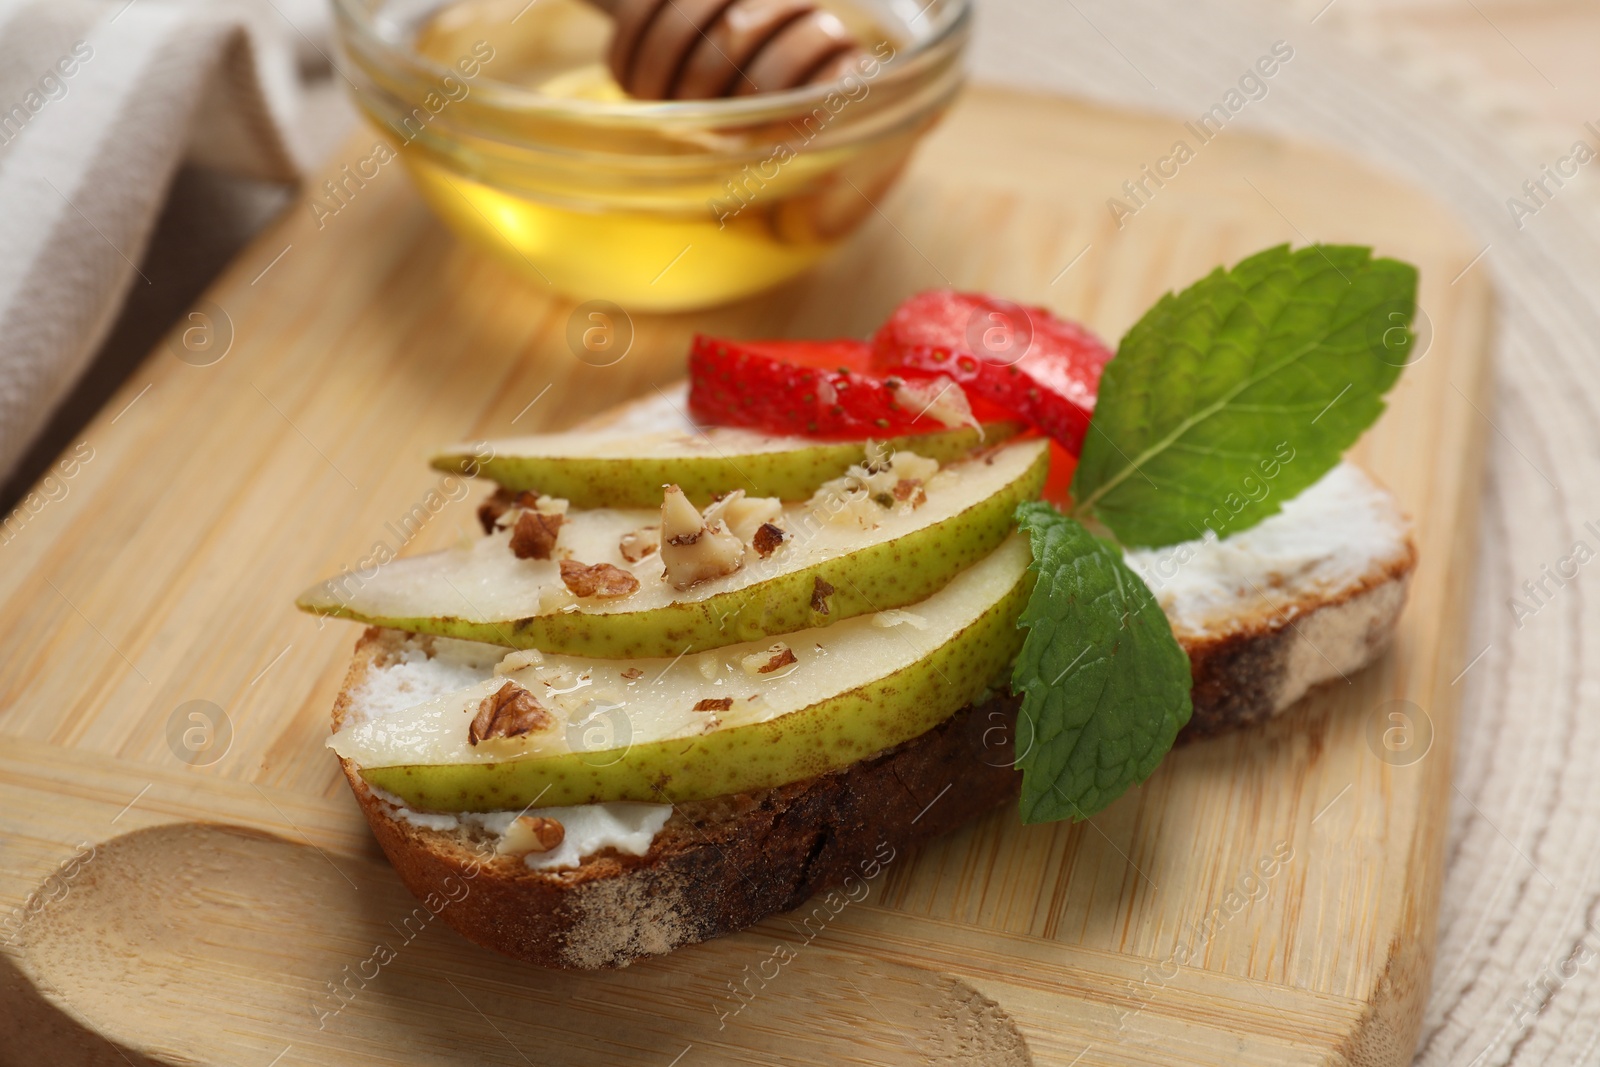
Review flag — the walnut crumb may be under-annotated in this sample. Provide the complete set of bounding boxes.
[619,526,659,563]
[469,681,552,745]
[497,815,565,856]
[559,559,639,598]
[752,522,786,558]
[509,510,564,560]
[477,487,538,534]
[760,646,797,672]
[892,478,926,507]
[694,697,733,712]
[742,643,797,675]
[810,577,836,614]
[621,667,644,680]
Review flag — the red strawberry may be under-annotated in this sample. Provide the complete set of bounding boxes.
[688,335,992,437]
[1040,441,1079,506]
[871,290,1112,453]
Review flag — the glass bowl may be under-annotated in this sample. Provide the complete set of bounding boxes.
[330,0,971,310]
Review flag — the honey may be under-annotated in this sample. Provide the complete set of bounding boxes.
[332,0,969,309]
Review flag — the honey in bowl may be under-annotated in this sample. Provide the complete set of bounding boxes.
[331,0,970,309]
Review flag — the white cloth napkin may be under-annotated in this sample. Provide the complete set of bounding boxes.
[0,0,305,485]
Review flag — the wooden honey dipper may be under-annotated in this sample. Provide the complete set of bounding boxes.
[582,0,867,100]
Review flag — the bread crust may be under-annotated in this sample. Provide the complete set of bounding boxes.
[334,534,1413,969]
[1180,540,1416,739]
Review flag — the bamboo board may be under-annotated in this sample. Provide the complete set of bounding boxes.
[0,86,1492,1066]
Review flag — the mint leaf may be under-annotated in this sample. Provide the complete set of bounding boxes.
[1012,502,1192,824]
[1070,244,1417,548]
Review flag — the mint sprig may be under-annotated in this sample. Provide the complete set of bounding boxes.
[1070,244,1417,548]
[1012,502,1192,823]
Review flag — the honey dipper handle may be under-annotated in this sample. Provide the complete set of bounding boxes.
[581,0,863,100]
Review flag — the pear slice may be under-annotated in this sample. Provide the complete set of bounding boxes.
[297,438,1048,658]
[431,387,1017,507]
[339,535,1033,810]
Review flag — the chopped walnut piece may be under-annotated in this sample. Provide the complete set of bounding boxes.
[762,646,797,672]
[711,492,782,543]
[477,487,538,534]
[741,643,797,675]
[694,697,733,712]
[752,522,786,558]
[619,526,659,563]
[660,484,745,590]
[621,667,644,680]
[892,479,926,507]
[662,484,705,544]
[497,815,565,856]
[810,577,836,614]
[559,559,640,598]
[509,510,564,560]
[469,681,553,745]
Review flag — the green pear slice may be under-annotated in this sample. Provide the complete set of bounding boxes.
[298,438,1048,658]
[431,388,1017,507]
[341,535,1032,810]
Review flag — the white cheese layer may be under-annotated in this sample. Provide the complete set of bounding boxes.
[464,804,671,871]
[349,639,673,872]
[1123,463,1410,638]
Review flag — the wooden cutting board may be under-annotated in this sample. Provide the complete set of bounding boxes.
[0,86,1491,1066]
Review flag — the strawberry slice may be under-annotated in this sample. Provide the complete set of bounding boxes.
[1040,441,1079,506]
[688,335,993,437]
[871,290,1113,453]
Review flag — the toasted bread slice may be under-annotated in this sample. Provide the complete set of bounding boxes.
[1127,462,1417,738]
[334,627,1024,969]
[331,459,1413,968]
